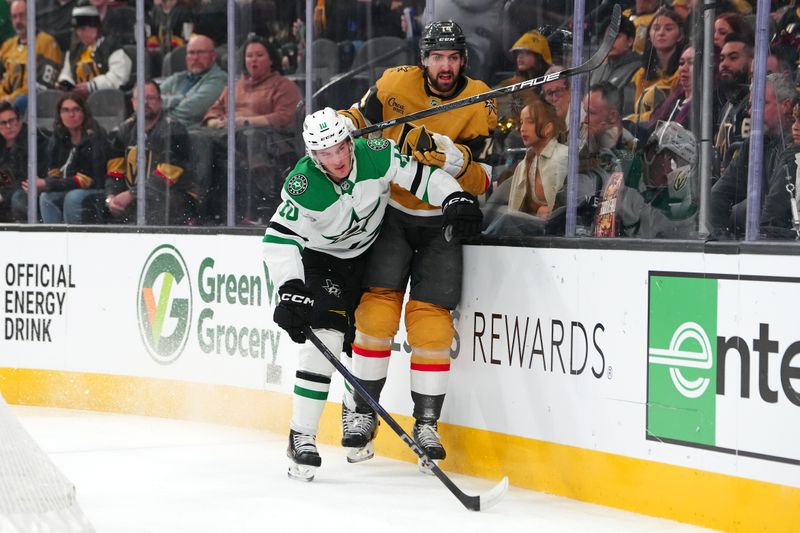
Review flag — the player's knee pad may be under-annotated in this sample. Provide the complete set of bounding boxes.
[355,288,404,339]
[351,330,392,383]
[405,300,454,351]
[298,328,345,377]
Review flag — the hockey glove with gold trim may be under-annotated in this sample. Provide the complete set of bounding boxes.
[413,131,471,178]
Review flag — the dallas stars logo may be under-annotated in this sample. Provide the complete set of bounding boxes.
[323,202,380,244]
[287,174,308,196]
[322,279,342,298]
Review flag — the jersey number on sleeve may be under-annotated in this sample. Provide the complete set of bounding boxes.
[279,199,299,221]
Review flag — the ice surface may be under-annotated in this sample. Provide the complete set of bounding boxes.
[13,406,716,533]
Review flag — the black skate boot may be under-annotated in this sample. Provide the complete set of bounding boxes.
[341,406,379,463]
[413,419,446,474]
[287,429,322,481]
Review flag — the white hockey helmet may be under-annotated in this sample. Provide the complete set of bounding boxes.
[647,121,697,167]
[302,107,352,163]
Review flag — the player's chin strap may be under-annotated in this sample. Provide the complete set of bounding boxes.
[303,326,509,511]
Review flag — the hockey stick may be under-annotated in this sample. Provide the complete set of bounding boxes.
[352,4,621,138]
[303,326,508,511]
[312,45,410,103]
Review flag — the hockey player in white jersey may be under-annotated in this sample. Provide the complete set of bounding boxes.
[262,107,482,481]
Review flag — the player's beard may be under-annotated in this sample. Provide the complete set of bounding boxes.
[425,68,459,96]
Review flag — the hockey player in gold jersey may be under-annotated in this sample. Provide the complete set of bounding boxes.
[338,20,495,469]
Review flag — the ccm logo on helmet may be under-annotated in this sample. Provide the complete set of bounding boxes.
[281,293,315,305]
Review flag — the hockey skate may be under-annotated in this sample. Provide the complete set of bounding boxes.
[413,420,446,475]
[287,429,322,481]
[341,404,379,463]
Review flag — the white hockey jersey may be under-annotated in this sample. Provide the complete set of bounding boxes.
[262,137,462,289]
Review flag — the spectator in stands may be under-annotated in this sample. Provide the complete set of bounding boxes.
[714,33,753,175]
[486,96,568,234]
[624,0,660,54]
[772,2,800,66]
[56,2,132,96]
[146,0,193,57]
[203,35,300,130]
[25,92,107,223]
[759,95,800,238]
[647,45,695,130]
[710,73,794,238]
[589,16,640,117]
[542,66,571,141]
[0,101,48,222]
[494,30,552,132]
[485,95,569,237]
[506,97,568,218]
[714,12,751,50]
[64,80,200,225]
[766,49,793,76]
[90,0,135,45]
[200,34,301,223]
[160,34,226,128]
[627,7,686,128]
[36,0,77,52]
[568,82,638,234]
[0,0,62,113]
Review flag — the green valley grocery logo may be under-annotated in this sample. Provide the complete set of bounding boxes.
[137,244,192,364]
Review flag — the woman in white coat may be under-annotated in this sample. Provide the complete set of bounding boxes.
[507,97,568,217]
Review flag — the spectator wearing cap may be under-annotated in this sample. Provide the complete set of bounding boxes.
[494,30,552,134]
[0,0,62,112]
[589,16,640,116]
[56,1,132,96]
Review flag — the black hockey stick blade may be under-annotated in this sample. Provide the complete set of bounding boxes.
[353,4,621,138]
[303,326,509,511]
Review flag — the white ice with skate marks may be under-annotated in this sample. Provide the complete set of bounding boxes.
[13,406,715,533]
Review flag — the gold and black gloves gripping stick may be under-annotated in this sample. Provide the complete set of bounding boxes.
[403,125,472,179]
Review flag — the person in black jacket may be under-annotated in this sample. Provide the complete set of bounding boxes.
[710,73,794,238]
[63,80,201,225]
[0,101,48,221]
[21,92,107,223]
[55,1,131,96]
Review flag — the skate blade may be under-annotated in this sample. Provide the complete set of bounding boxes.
[287,462,317,482]
[346,441,375,463]
[418,457,440,475]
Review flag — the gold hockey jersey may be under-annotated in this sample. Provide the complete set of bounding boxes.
[345,66,496,215]
[0,32,62,100]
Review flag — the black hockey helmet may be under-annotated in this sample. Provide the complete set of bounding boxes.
[420,20,467,57]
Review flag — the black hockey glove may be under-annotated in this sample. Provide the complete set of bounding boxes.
[441,191,483,242]
[273,279,314,344]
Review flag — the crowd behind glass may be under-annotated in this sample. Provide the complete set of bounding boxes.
[1,0,797,241]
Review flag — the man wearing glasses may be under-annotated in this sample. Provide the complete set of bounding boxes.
[542,65,571,140]
[160,34,226,128]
